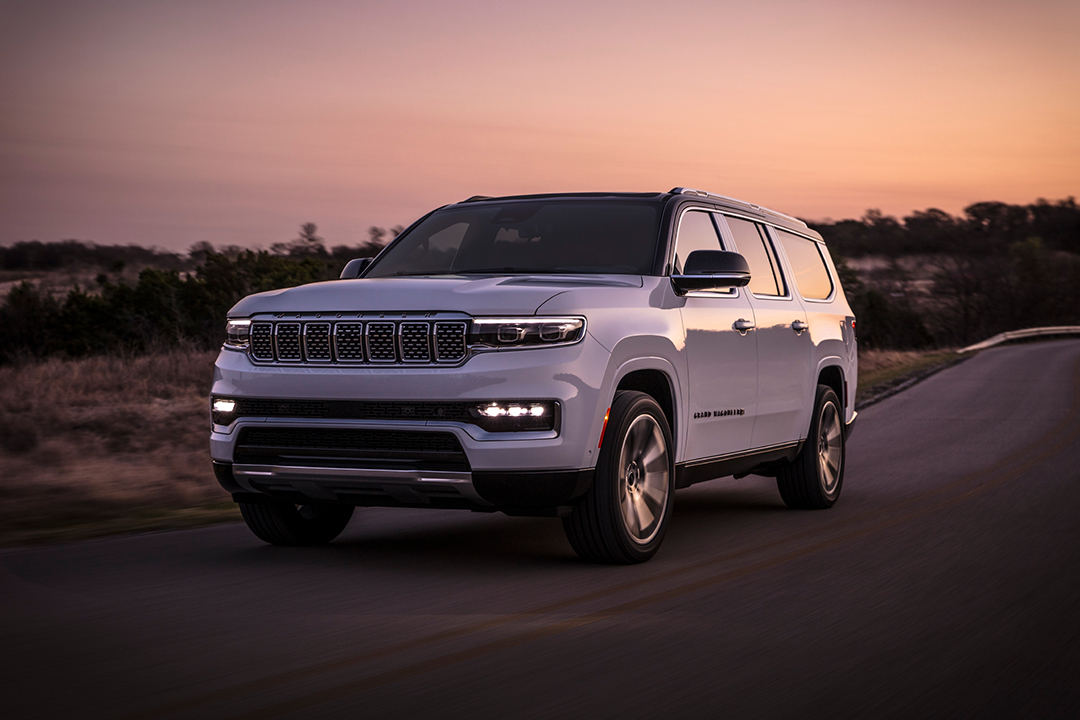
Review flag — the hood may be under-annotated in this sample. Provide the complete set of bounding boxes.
[227,274,644,317]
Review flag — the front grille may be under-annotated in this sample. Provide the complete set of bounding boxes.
[247,316,472,366]
[235,427,470,471]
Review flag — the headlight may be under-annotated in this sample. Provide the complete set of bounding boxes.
[224,319,251,350]
[211,396,238,426]
[469,317,585,348]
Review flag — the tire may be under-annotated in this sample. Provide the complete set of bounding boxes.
[238,499,355,546]
[563,391,675,564]
[776,384,845,509]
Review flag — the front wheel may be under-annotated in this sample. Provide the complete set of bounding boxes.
[563,391,675,564]
[776,384,845,509]
[238,499,355,546]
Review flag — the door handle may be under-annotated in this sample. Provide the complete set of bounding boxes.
[792,320,809,334]
[734,319,756,333]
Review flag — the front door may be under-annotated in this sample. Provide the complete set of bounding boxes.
[675,209,759,462]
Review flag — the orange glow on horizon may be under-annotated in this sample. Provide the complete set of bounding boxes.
[1,0,1077,250]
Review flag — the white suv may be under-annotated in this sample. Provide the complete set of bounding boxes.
[210,189,857,563]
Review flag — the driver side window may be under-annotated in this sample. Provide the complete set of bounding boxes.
[673,210,724,274]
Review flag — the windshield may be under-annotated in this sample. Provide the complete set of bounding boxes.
[365,201,661,277]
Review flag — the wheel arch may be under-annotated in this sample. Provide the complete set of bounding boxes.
[816,360,847,414]
[607,357,681,454]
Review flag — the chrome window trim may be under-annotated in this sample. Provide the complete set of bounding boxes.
[668,205,742,299]
[673,188,807,228]
[715,213,794,302]
[765,225,837,304]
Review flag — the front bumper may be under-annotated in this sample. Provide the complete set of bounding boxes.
[209,336,611,510]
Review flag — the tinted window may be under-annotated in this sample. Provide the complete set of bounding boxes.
[672,210,722,274]
[724,216,786,296]
[776,229,833,300]
[366,202,661,277]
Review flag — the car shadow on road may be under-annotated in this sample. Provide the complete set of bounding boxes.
[229,476,793,570]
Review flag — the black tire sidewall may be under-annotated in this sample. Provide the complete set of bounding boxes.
[240,499,354,545]
[808,385,844,506]
[595,391,675,562]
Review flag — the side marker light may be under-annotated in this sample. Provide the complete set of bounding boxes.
[598,407,610,448]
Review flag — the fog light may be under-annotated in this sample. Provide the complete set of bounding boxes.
[471,401,557,432]
[211,397,239,426]
[213,399,236,413]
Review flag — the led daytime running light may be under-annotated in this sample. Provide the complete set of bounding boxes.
[224,318,252,349]
[470,317,585,349]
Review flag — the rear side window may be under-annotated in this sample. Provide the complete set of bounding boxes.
[672,210,723,274]
[724,216,786,297]
[775,229,833,300]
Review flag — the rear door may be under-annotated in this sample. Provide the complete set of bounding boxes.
[719,215,813,449]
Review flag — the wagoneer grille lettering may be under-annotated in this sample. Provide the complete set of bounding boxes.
[247,317,470,366]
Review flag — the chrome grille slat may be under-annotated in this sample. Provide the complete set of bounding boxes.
[275,323,302,360]
[334,323,365,362]
[399,322,430,362]
[366,322,397,362]
[303,323,332,362]
[434,322,467,362]
[247,318,471,366]
[250,323,274,361]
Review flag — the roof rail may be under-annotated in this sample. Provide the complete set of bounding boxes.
[461,195,493,203]
[670,187,807,227]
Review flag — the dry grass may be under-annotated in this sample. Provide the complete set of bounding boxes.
[0,350,239,545]
[0,345,965,545]
[856,348,961,403]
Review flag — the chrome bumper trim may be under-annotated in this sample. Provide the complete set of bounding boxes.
[231,464,492,506]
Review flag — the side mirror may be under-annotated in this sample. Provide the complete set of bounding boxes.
[340,257,373,279]
[671,251,751,294]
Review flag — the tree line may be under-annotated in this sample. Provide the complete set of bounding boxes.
[1,201,1078,363]
[813,198,1080,349]
[0,225,396,364]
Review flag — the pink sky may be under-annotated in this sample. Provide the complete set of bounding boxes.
[1,0,1078,252]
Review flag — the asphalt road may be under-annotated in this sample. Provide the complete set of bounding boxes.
[4,340,1080,720]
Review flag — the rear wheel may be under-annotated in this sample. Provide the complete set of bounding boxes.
[238,499,355,545]
[563,391,674,564]
[776,384,845,509]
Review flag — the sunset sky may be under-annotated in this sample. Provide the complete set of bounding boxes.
[2,0,1078,251]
